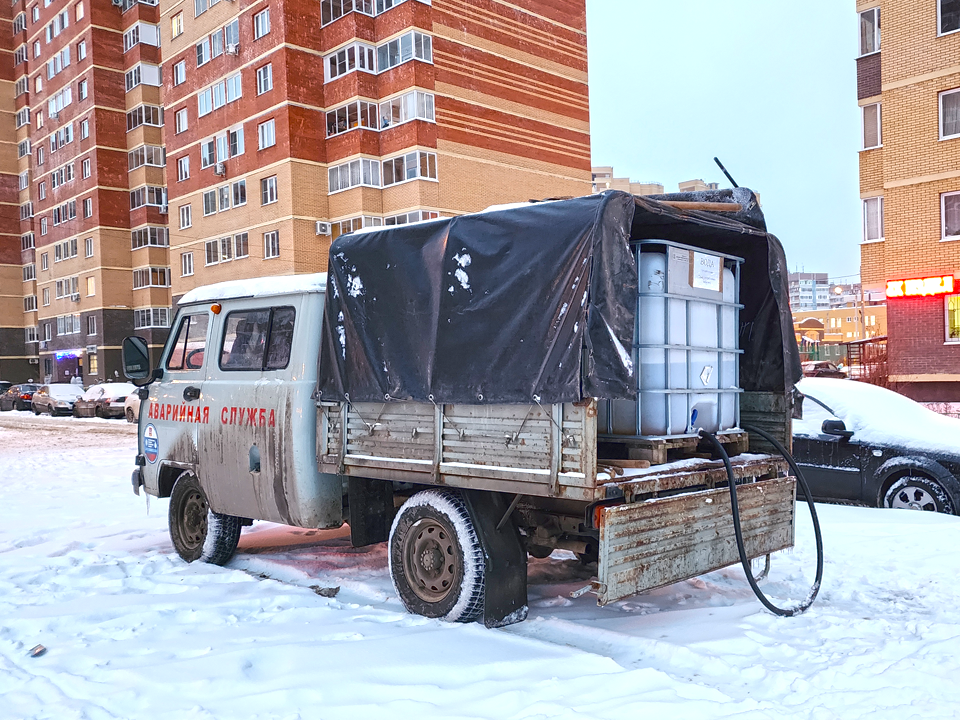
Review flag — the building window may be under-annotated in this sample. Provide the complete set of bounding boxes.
[22,233,36,250]
[18,140,31,158]
[82,159,91,178]
[205,239,220,265]
[382,150,437,186]
[264,231,280,259]
[41,218,48,235]
[325,42,376,82]
[125,63,162,92]
[78,40,86,60]
[83,198,92,218]
[86,277,95,297]
[76,2,84,21]
[257,64,273,94]
[261,175,278,204]
[132,227,169,249]
[127,104,164,131]
[859,8,880,56]
[234,232,249,258]
[941,0,960,35]
[173,60,186,86]
[23,264,36,281]
[129,145,166,171]
[195,0,207,17]
[377,31,432,73]
[38,182,46,200]
[203,190,217,215]
[25,327,38,343]
[87,314,96,335]
[175,108,188,134]
[134,308,170,329]
[198,88,213,117]
[80,119,89,139]
[254,8,270,38]
[43,288,50,306]
[327,100,377,137]
[179,204,192,229]
[328,158,380,193]
[946,295,960,342]
[177,156,190,181]
[132,267,171,289]
[85,237,93,257]
[232,179,246,206]
[15,107,30,128]
[258,119,276,149]
[942,191,960,240]
[181,252,194,277]
[863,196,884,242]
[172,11,184,38]
[18,172,29,191]
[78,79,87,100]
[384,209,439,225]
[197,37,211,66]
[941,88,960,140]
[226,73,242,103]
[130,186,167,210]
[24,295,37,312]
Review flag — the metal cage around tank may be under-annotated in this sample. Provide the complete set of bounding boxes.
[599,239,744,440]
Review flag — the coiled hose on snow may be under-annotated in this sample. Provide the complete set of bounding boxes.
[698,424,824,617]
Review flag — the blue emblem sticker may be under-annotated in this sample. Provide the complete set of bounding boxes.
[143,423,159,464]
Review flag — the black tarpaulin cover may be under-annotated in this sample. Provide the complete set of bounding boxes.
[316,189,802,405]
[317,192,639,404]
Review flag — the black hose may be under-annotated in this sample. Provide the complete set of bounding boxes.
[697,425,823,617]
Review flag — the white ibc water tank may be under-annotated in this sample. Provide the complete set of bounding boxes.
[637,252,688,435]
[720,267,737,429]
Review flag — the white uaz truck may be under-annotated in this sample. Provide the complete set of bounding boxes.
[123,191,804,627]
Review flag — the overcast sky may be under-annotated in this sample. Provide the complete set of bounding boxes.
[586,0,861,281]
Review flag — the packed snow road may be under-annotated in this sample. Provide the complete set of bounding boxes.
[1,417,959,719]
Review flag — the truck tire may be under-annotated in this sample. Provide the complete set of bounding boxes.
[389,489,484,622]
[168,472,242,565]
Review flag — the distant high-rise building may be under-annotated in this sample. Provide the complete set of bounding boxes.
[789,272,831,311]
[591,166,663,195]
[677,179,719,193]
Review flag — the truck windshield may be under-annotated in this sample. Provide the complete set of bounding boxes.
[166,313,209,370]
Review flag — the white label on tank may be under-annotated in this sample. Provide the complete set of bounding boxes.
[700,365,714,386]
[692,252,722,292]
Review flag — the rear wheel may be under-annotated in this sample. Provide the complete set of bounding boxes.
[168,472,241,565]
[389,489,484,622]
[95,405,104,419]
[126,407,135,423]
[33,406,40,415]
[883,475,956,514]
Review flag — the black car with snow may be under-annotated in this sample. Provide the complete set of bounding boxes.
[793,378,960,514]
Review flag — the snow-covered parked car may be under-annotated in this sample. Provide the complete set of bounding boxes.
[31,384,84,416]
[73,382,137,418]
[793,378,960,514]
[124,391,141,423]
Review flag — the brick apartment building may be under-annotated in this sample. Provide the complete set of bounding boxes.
[857,0,960,401]
[3,0,171,385]
[0,0,591,383]
[161,0,591,301]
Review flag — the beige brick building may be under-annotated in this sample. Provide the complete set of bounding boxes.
[857,0,960,400]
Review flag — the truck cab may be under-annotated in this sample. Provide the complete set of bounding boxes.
[129,274,343,536]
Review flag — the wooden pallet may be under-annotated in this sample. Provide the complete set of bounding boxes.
[611,429,750,466]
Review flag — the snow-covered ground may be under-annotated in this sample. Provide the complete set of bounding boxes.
[2,414,959,719]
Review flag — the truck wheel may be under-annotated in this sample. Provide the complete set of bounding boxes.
[389,489,484,622]
[168,472,242,565]
[883,475,955,514]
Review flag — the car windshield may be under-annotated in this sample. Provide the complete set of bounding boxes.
[797,378,960,455]
[48,384,83,399]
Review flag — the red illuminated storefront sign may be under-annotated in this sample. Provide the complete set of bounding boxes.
[886,275,955,298]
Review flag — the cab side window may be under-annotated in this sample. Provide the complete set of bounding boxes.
[166,313,210,371]
[220,306,296,371]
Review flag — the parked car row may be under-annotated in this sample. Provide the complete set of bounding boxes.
[0,382,139,420]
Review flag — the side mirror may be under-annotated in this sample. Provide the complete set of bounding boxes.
[822,419,854,441]
[121,336,152,380]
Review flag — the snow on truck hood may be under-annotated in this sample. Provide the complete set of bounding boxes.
[798,377,960,457]
[179,273,327,305]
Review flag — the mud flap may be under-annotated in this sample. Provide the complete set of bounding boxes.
[597,477,796,606]
[348,477,393,547]
[461,490,528,628]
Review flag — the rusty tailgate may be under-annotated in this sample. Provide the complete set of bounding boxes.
[596,477,796,605]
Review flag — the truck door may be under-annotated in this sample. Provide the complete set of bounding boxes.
[198,302,299,524]
[141,310,210,494]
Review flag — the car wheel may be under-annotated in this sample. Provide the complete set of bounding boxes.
[389,489,484,622]
[95,406,104,419]
[33,406,40,415]
[168,472,241,565]
[883,475,956,514]
[126,407,135,423]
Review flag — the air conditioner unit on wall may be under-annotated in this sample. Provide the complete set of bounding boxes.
[29,357,39,365]
[226,43,239,55]
[214,162,226,176]
[158,204,168,214]
[315,221,331,236]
